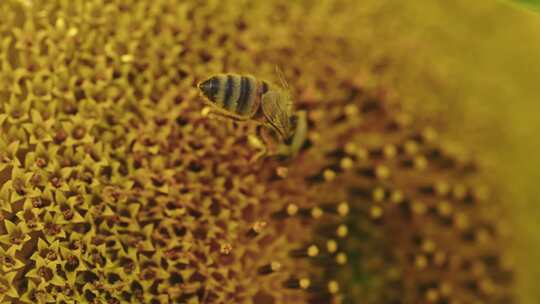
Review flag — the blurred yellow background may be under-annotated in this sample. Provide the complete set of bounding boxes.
[1,0,538,302]
[363,1,540,302]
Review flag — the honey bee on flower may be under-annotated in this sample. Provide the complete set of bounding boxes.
[197,69,307,160]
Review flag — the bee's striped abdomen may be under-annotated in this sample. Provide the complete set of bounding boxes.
[213,74,230,108]
[238,76,260,116]
[199,74,267,118]
[198,76,221,103]
[222,74,243,112]
[236,76,250,114]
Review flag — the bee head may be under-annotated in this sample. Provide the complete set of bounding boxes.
[198,76,220,102]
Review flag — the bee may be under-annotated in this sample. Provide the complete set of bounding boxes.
[198,73,294,140]
[198,71,307,160]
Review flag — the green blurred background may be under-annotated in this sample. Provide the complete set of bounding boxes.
[515,0,540,10]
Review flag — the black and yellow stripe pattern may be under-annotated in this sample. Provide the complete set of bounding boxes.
[198,74,270,117]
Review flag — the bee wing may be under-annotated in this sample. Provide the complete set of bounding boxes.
[261,91,292,139]
[274,66,294,113]
[275,66,290,90]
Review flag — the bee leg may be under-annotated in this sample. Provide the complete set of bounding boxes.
[286,110,308,157]
[250,150,268,163]
[247,134,268,163]
[202,106,249,122]
[276,143,291,158]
